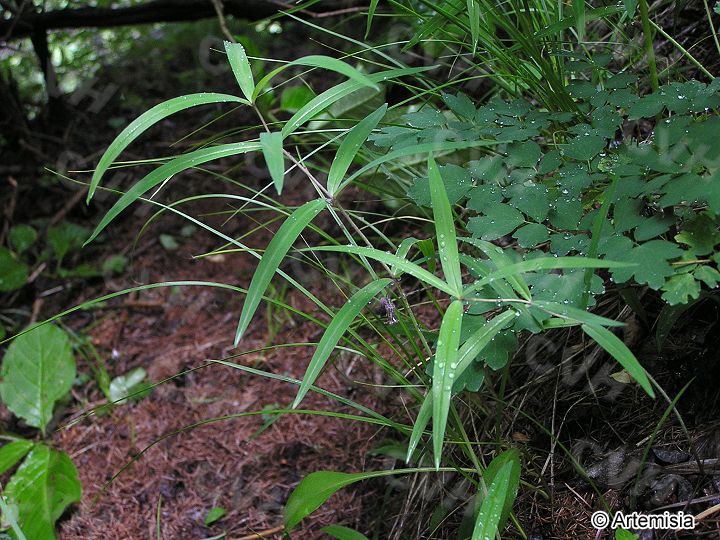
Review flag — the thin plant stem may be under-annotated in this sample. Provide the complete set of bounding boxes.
[638,0,659,91]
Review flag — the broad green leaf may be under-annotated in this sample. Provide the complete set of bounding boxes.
[428,156,463,296]
[432,300,463,468]
[225,41,255,102]
[322,524,370,540]
[617,529,640,540]
[0,247,28,292]
[260,131,285,194]
[285,471,377,531]
[280,85,315,113]
[0,440,34,475]
[581,324,654,397]
[108,367,147,404]
[0,324,75,435]
[8,225,37,254]
[306,245,457,296]
[293,279,391,408]
[327,103,387,196]
[85,142,262,244]
[4,445,81,540]
[282,66,433,137]
[48,222,89,263]
[562,134,606,161]
[472,461,514,540]
[661,273,701,305]
[235,199,327,345]
[203,506,226,526]
[88,93,247,200]
[253,55,380,102]
[600,238,683,290]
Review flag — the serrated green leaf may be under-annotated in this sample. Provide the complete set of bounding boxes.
[601,238,683,290]
[8,225,37,254]
[293,279,390,408]
[328,104,387,196]
[0,247,28,292]
[563,134,606,161]
[225,41,255,102]
[88,93,247,200]
[468,204,525,241]
[235,199,327,345]
[428,156,463,296]
[0,324,75,435]
[661,273,701,305]
[432,300,463,468]
[260,131,285,194]
[85,142,262,245]
[513,224,549,248]
[581,324,654,397]
[0,440,34,476]
[4,445,81,540]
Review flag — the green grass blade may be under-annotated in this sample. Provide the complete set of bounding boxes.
[428,155,462,297]
[573,0,586,41]
[282,66,433,138]
[339,139,505,192]
[260,131,285,194]
[406,393,433,463]
[235,199,327,345]
[327,103,387,196]
[466,256,636,296]
[432,299,463,469]
[253,55,380,101]
[85,142,262,245]
[88,93,247,201]
[305,245,456,296]
[293,278,391,408]
[476,450,521,536]
[406,310,515,464]
[224,41,255,103]
[581,324,655,398]
[534,301,625,327]
[467,0,480,52]
[365,0,380,37]
[472,461,514,540]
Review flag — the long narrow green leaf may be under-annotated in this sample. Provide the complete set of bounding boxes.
[467,0,480,52]
[474,450,521,538]
[466,256,636,296]
[432,300,463,469]
[260,131,285,194]
[428,156,463,297]
[305,245,456,296]
[253,55,380,101]
[327,103,387,196]
[235,199,327,345]
[293,278,391,408]
[225,41,255,102]
[85,142,262,245]
[407,310,515,463]
[282,66,433,138]
[534,301,625,327]
[365,0,380,37]
[573,0,586,41]
[339,139,504,192]
[459,237,530,300]
[472,461,513,540]
[581,324,655,397]
[88,93,247,201]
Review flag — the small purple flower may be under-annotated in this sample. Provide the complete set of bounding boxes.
[380,296,398,325]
